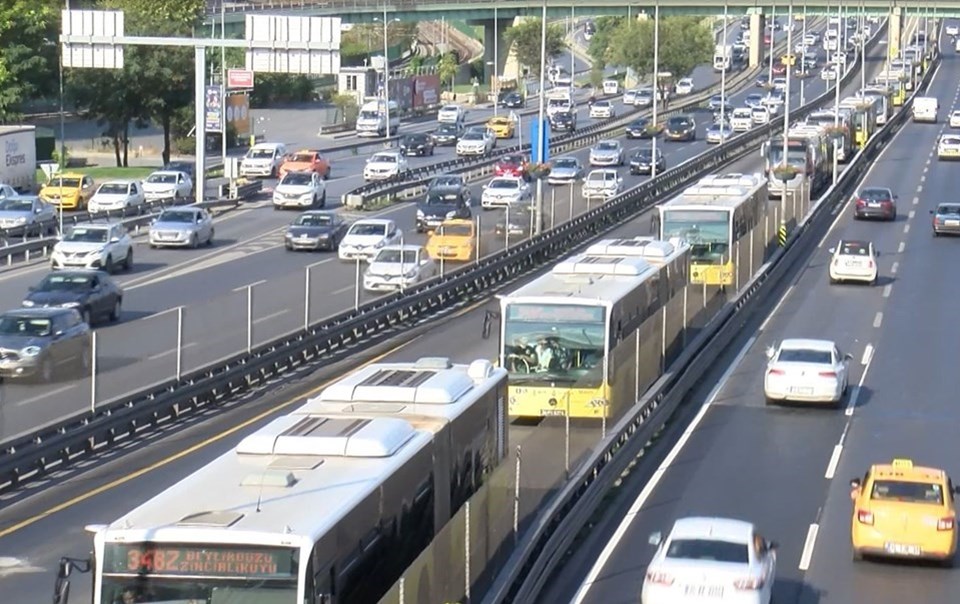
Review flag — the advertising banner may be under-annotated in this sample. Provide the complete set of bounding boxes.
[388,77,413,112]
[412,74,441,109]
[204,85,223,133]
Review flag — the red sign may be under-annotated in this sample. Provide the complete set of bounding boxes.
[227,69,255,89]
[413,74,441,110]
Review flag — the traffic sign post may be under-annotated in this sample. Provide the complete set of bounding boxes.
[59,10,341,205]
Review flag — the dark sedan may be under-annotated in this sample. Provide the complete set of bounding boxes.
[854,187,897,221]
[431,123,464,146]
[417,186,472,232]
[23,270,122,325]
[0,307,90,381]
[499,91,525,108]
[284,210,348,251]
[625,117,655,139]
[399,133,435,157]
[629,148,667,175]
[550,110,577,133]
[931,203,960,236]
[664,116,697,141]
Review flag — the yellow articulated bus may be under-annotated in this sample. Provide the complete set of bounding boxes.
[496,238,690,419]
[838,96,877,148]
[658,173,767,286]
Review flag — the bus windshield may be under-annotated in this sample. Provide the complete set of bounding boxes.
[502,303,606,387]
[766,143,807,168]
[661,209,729,264]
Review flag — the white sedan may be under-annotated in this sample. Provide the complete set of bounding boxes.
[674,77,694,95]
[363,244,437,292]
[456,128,496,156]
[642,517,777,604]
[142,170,192,201]
[581,169,622,201]
[589,100,616,119]
[589,140,625,166]
[828,239,878,284]
[87,180,145,213]
[763,339,850,407]
[362,152,408,181]
[821,64,839,80]
[437,104,465,124]
[337,218,402,262]
[481,177,531,209]
[938,134,960,160]
[949,110,960,128]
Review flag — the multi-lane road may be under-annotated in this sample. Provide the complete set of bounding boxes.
[0,16,885,600]
[0,21,806,441]
[536,22,960,604]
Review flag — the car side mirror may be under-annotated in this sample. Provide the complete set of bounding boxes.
[54,330,65,338]
[828,247,836,254]
[648,531,663,546]
[844,353,854,360]
[765,345,776,359]
[110,237,120,243]
[767,540,779,551]
[850,478,862,489]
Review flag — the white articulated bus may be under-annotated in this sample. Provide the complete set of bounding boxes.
[72,357,508,604]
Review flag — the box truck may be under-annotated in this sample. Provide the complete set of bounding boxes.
[1,125,37,193]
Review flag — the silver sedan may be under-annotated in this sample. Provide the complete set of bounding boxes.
[0,196,57,237]
[148,207,215,248]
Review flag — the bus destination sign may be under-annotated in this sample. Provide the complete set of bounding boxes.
[104,543,297,578]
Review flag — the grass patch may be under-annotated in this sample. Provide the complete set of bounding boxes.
[362,196,397,211]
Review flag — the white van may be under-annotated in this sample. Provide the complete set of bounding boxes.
[602,80,620,95]
[355,99,400,137]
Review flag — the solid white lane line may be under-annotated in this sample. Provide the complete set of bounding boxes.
[825,445,844,479]
[798,523,820,571]
[891,261,899,274]
[570,335,757,603]
[15,385,73,407]
[861,344,874,366]
[873,312,883,328]
[331,285,354,295]
[882,284,892,298]
[252,309,288,325]
[846,343,875,417]
[898,241,906,253]
[759,285,794,331]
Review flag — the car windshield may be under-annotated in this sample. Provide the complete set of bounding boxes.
[633,150,655,160]
[437,223,472,237]
[441,105,458,112]
[594,101,610,107]
[777,349,832,364]
[435,125,457,134]
[629,119,648,127]
[489,180,519,190]
[290,153,316,163]
[839,241,870,255]
[587,172,614,183]
[937,205,960,216]
[0,315,53,336]
[37,274,94,291]
[97,184,129,195]
[667,118,692,128]
[665,539,749,564]
[462,132,484,141]
[147,173,177,184]
[247,148,274,159]
[349,223,387,236]
[500,156,523,165]
[49,177,81,188]
[294,214,333,227]
[158,211,196,224]
[64,227,108,243]
[281,173,313,186]
[404,135,428,144]
[595,142,618,151]
[870,480,944,504]
[424,194,459,205]
[370,154,396,164]
[553,158,577,168]
[859,189,891,201]
[0,198,32,211]
[374,249,419,264]
[430,176,462,188]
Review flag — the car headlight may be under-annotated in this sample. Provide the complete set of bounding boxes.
[404,268,419,278]
[416,209,425,218]
[21,300,34,307]
[61,302,81,308]
[446,210,457,219]
[375,240,386,248]
[14,216,26,225]
[21,346,42,357]
[86,248,105,257]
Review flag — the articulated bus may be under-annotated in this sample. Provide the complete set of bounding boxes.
[762,124,831,199]
[806,109,855,163]
[497,239,690,419]
[838,96,878,148]
[859,87,893,125]
[64,358,508,604]
[658,173,768,286]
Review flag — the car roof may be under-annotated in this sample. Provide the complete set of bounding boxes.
[98,179,136,185]
[291,149,321,155]
[870,459,948,483]
[300,210,336,216]
[936,203,960,209]
[588,169,619,175]
[372,151,401,157]
[837,239,872,249]
[50,172,86,178]
[490,176,524,182]
[377,244,423,252]
[779,338,836,351]
[669,517,754,543]
[352,218,395,226]
[70,222,116,229]
[149,170,187,177]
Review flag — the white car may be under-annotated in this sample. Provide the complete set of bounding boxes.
[273,171,326,209]
[938,134,960,159]
[437,104,466,124]
[821,64,839,80]
[751,106,771,125]
[674,77,694,95]
[730,108,753,132]
[955,38,960,53]
[50,223,134,273]
[481,177,532,209]
[142,170,193,201]
[362,244,438,292]
[239,142,287,178]
[589,140,625,167]
[828,239,878,284]
[642,517,777,604]
[804,33,819,46]
[761,92,783,112]
[362,152,408,181]
[87,180,145,213]
[589,100,616,119]
[763,338,851,406]
[949,110,960,128]
[705,121,734,144]
[947,24,959,36]
[337,218,402,262]
[622,89,640,105]
[456,128,496,156]
[581,169,622,201]
[830,51,849,67]
[771,77,787,92]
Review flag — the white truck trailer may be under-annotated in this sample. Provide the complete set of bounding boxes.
[1,125,37,192]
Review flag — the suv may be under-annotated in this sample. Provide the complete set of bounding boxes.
[51,223,134,273]
[0,307,91,382]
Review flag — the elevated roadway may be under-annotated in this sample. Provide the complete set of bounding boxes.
[0,22,879,600]
[543,20,960,604]
[0,23,792,442]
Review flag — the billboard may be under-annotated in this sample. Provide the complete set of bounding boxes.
[387,77,414,113]
[204,85,223,133]
[226,93,250,137]
[412,74,441,109]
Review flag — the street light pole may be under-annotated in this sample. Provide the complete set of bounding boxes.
[382,4,391,139]
[534,0,548,235]
[832,0,841,185]
[651,2,660,178]
[494,5,499,115]
[801,5,807,104]
[221,0,226,166]
[721,4,728,142]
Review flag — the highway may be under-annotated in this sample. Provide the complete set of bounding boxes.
[0,19,876,601]
[539,22,960,604]
[0,21,808,442]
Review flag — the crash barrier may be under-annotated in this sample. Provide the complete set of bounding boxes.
[0,17,861,495]
[480,27,937,604]
[0,181,261,266]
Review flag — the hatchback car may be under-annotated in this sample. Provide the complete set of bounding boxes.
[363,152,408,181]
[363,245,438,292]
[149,207,215,248]
[931,203,960,236]
[0,196,56,237]
[581,169,623,201]
[853,187,897,220]
[22,270,122,326]
[664,116,697,141]
[549,110,577,134]
[828,239,879,284]
[642,517,777,604]
[494,154,527,178]
[481,177,532,209]
[399,133,435,157]
[0,307,91,382]
[272,171,326,210]
[88,180,145,213]
[142,170,193,201]
[51,223,134,273]
[284,211,347,252]
[764,338,851,407]
[624,117,654,139]
[498,91,525,108]
[589,140,625,167]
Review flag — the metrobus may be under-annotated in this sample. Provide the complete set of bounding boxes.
[838,96,878,148]
[64,357,508,604]
[762,124,831,198]
[805,109,855,163]
[658,173,768,286]
[858,87,893,126]
[496,239,690,419]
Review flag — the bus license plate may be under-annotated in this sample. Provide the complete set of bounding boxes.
[541,409,566,417]
[885,542,921,556]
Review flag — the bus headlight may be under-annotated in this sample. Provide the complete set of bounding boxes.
[589,398,609,408]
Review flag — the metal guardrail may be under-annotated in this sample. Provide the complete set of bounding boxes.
[483,26,936,604]
[0,181,262,267]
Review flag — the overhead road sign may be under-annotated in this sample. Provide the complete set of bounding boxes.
[245,15,341,75]
[61,9,125,69]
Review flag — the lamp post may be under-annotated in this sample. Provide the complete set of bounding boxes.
[375,9,400,139]
[800,5,807,104]
[832,0,841,185]
[721,4,729,143]
[651,2,660,178]
[768,4,777,83]
[494,5,499,115]
[534,0,548,235]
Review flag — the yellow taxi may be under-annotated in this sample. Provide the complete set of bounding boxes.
[425,219,478,262]
[486,116,516,139]
[39,173,96,211]
[850,458,960,565]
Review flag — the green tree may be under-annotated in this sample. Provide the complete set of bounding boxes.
[438,53,458,90]
[608,17,713,95]
[66,67,149,167]
[0,0,60,121]
[503,19,567,78]
[608,20,654,83]
[586,16,624,70]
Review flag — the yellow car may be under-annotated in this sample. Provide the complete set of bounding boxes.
[425,219,477,262]
[39,173,96,211]
[486,116,516,139]
[850,458,960,565]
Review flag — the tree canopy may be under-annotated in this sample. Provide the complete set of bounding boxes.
[608,17,714,86]
[586,16,624,70]
[504,18,567,77]
[0,0,60,122]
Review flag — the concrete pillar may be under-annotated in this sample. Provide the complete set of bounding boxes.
[481,18,510,85]
[889,6,903,60]
[749,13,766,69]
